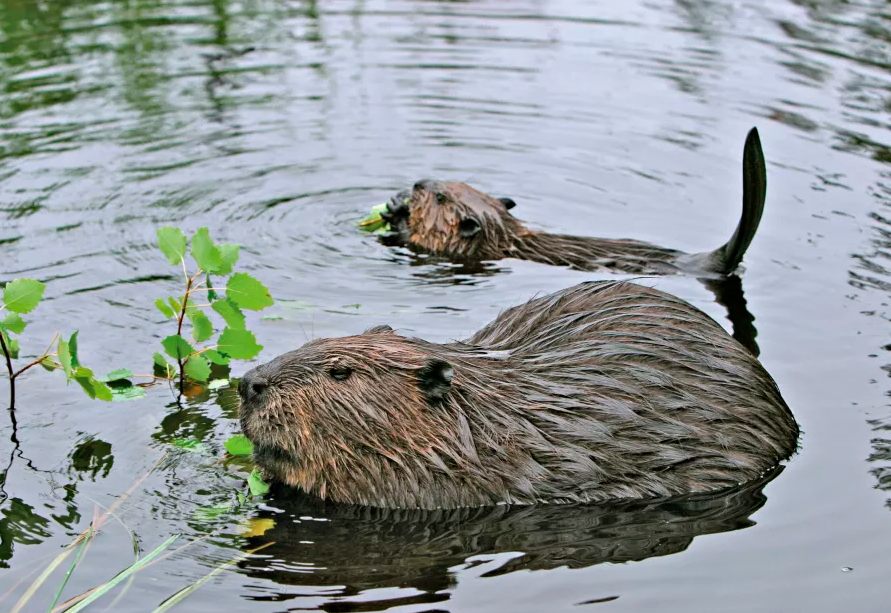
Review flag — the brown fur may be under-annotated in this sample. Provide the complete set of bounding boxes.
[238,280,798,510]
[380,128,767,277]
[387,181,684,274]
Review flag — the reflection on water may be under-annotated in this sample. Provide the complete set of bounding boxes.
[1,0,891,611]
[240,467,784,611]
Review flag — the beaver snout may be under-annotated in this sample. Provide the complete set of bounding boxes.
[239,370,268,402]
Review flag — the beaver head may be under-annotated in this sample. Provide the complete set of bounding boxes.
[238,324,473,508]
[381,180,524,260]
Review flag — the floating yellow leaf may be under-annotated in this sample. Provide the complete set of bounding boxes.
[240,517,275,538]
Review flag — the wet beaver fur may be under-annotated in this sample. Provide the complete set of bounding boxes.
[238,280,799,510]
[380,128,766,278]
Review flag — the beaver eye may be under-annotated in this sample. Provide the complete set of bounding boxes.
[435,193,447,204]
[329,365,352,381]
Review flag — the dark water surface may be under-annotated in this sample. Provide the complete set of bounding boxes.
[1,0,890,611]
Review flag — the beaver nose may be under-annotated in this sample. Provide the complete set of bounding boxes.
[239,371,268,402]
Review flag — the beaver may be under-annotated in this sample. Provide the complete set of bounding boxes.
[238,280,799,509]
[378,128,766,277]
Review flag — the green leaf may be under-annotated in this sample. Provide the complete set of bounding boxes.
[1,327,16,358]
[187,311,214,343]
[68,331,80,369]
[98,368,133,383]
[111,386,146,402]
[211,299,245,330]
[358,202,391,233]
[224,435,253,456]
[172,439,207,453]
[93,380,114,402]
[191,227,223,273]
[192,502,233,521]
[226,273,273,311]
[39,357,55,371]
[58,338,73,381]
[168,296,181,315]
[153,352,175,379]
[162,335,193,360]
[73,365,94,377]
[216,244,240,274]
[73,377,94,398]
[217,328,263,360]
[204,349,230,366]
[184,355,211,382]
[5,336,19,359]
[248,468,270,497]
[2,278,46,314]
[207,378,229,390]
[1,313,26,334]
[169,295,196,316]
[206,274,217,302]
[74,375,113,401]
[155,298,174,319]
[157,227,187,265]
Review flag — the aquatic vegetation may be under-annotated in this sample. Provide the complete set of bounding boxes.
[152,226,274,391]
[358,202,391,233]
[4,451,274,613]
[174,433,268,499]
[0,279,129,409]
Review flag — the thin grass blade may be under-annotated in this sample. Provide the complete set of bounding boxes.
[150,542,274,613]
[62,535,178,613]
[10,539,84,613]
[47,524,93,612]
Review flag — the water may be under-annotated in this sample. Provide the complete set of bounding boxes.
[1,0,890,611]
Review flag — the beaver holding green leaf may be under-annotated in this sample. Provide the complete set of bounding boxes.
[362,128,766,278]
[238,279,799,510]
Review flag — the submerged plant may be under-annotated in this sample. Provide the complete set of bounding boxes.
[153,227,273,392]
[0,279,131,409]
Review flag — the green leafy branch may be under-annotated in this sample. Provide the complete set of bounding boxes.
[153,227,273,391]
[173,433,269,508]
[0,279,134,409]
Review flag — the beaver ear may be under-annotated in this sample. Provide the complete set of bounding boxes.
[498,197,517,210]
[417,358,453,401]
[365,324,394,335]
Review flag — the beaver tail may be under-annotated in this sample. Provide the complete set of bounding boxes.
[708,127,767,275]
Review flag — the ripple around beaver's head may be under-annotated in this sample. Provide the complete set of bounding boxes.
[235,465,784,606]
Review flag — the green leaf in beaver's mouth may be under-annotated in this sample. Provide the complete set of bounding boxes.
[248,467,270,497]
[357,202,390,234]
